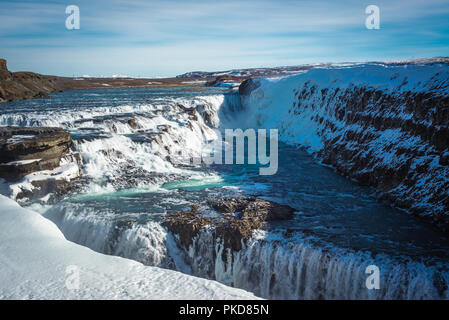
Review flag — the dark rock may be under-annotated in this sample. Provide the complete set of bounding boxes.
[163,197,296,252]
[209,197,295,221]
[176,103,187,110]
[162,205,211,248]
[0,59,9,80]
[196,104,217,128]
[212,198,295,251]
[0,127,72,181]
[128,118,139,129]
[239,78,261,97]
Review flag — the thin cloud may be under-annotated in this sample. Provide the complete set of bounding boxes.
[1,0,448,76]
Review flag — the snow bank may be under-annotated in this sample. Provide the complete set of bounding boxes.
[0,161,80,202]
[0,195,259,300]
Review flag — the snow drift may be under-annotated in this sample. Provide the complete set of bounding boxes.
[0,195,258,300]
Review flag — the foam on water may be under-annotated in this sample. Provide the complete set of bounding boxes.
[161,175,227,191]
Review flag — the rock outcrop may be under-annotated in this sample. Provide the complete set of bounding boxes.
[163,198,296,251]
[238,78,260,97]
[0,127,72,181]
[0,59,60,102]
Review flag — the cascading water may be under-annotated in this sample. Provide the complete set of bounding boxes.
[181,229,449,299]
[2,85,449,299]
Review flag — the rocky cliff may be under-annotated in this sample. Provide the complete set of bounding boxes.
[0,59,60,102]
[239,59,449,232]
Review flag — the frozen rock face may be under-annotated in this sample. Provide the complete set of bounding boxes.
[239,61,449,233]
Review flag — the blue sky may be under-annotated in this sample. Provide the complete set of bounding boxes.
[1,0,448,77]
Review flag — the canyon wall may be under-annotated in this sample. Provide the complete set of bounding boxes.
[239,61,449,232]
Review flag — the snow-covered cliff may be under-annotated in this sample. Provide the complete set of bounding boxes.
[239,61,449,231]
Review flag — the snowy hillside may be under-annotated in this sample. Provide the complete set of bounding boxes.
[0,195,258,300]
[239,61,449,230]
[177,58,449,79]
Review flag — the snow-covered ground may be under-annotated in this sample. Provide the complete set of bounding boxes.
[0,195,259,300]
[177,58,449,79]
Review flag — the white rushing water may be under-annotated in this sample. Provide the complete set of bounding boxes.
[183,230,449,299]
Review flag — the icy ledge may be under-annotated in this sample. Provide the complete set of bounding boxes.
[0,195,259,300]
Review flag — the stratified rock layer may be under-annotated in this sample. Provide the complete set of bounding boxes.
[0,127,72,181]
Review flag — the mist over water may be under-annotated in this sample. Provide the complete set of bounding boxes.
[2,86,449,299]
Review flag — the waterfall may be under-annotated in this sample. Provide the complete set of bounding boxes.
[182,230,449,299]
